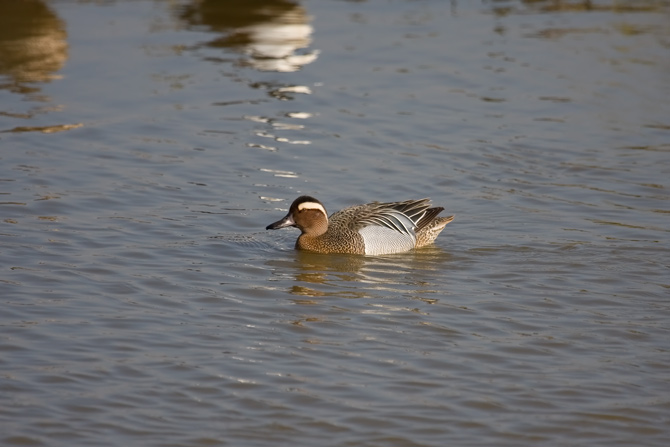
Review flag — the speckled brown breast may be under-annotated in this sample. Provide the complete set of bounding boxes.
[296,207,367,254]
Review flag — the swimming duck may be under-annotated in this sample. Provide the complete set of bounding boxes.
[266,196,454,255]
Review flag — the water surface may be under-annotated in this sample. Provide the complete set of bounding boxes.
[1,0,669,446]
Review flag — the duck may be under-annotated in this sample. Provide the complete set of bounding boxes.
[266,196,454,255]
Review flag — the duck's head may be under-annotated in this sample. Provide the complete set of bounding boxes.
[266,196,329,236]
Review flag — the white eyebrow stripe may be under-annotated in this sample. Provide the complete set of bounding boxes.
[297,202,327,215]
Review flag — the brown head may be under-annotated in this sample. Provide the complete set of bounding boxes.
[266,196,329,236]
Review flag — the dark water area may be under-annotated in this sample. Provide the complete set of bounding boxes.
[1,0,669,446]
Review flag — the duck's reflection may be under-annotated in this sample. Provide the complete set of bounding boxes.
[287,251,367,298]
[0,0,67,99]
[177,0,319,72]
[268,247,454,300]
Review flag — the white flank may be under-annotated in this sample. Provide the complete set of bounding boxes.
[359,226,416,255]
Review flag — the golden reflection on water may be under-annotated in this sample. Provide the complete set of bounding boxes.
[1,123,83,134]
[0,0,67,87]
[0,1,85,133]
[494,0,670,42]
[519,0,666,13]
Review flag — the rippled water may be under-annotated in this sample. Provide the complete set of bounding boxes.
[1,0,669,446]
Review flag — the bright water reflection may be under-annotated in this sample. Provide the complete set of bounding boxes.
[177,0,319,72]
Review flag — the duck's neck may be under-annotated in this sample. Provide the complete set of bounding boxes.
[302,220,328,237]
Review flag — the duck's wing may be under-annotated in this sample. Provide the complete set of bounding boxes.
[356,199,432,232]
[351,199,435,255]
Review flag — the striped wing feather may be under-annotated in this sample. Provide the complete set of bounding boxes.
[356,198,435,234]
